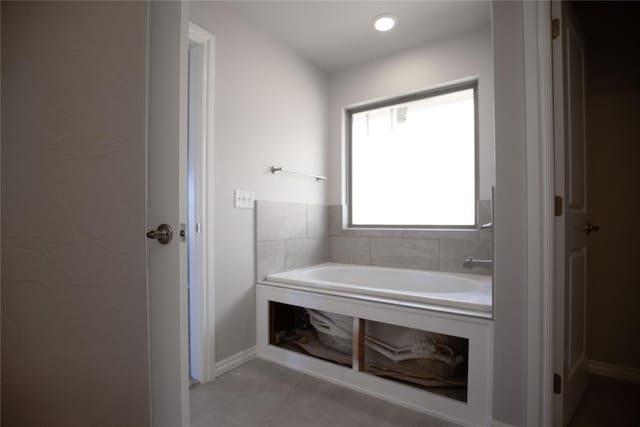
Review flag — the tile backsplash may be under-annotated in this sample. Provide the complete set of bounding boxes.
[255,201,329,281]
[255,201,493,281]
[327,204,493,276]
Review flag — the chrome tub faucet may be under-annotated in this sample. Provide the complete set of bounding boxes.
[463,257,493,269]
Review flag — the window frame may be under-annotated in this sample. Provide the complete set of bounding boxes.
[346,80,480,230]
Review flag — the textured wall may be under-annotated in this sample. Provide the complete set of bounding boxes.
[1,3,149,426]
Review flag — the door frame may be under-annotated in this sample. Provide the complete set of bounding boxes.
[522,1,555,426]
[523,1,594,426]
[148,2,560,425]
[187,22,216,384]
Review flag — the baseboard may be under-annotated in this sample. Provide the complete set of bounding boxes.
[214,346,257,377]
[491,420,516,427]
[587,359,640,383]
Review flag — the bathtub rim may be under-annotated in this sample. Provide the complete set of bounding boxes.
[264,263,493,320]
[268,262,492,283]
[258,279,493,320]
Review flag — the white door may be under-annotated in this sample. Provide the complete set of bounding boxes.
[147,2,190,427]
[552,2,590,425]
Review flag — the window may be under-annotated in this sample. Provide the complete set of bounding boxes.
[347,82,478,228]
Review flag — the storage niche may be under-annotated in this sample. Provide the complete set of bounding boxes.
[259,285,492,425]
[363,320,469,403]
[269,301,353,368]
[269,301,469,403]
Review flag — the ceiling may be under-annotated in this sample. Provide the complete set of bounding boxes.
[228,1,492,73]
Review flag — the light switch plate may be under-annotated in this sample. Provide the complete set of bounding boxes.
[234,190,255,209]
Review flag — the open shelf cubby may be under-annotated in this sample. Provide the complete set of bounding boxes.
[269,301,354,368]
[268,301,469,402]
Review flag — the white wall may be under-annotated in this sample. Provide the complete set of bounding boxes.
[492,2,528,425]
[188,2,329,361]
[1,2,149,426]
[328,26,494,205]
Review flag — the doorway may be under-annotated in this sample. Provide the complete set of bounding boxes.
[187,22,216,386]
[552,2,640,426]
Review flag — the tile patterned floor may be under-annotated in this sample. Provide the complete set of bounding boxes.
[568,375,640,427]
[190,358,459,427]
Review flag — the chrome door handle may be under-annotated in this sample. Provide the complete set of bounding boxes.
[147,224,173,244]
[584,222,600,235]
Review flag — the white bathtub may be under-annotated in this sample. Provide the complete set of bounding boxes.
[266,263,492,314]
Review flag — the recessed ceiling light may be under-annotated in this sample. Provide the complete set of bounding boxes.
[373,14,397,32]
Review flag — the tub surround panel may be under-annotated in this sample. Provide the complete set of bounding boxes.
[343,228,406,239]
[439,240,493,275]
[256,201,307,242]
[334,227,483,240]
[401,229,479,240]
[370,238,439,271]
[284,238,329,271]
[257,202,492,277]
[306,204,330,238]
[479,229,493,242]
[256,201,330,281]
[328,205,344,237]
[478,200,492,225]
[256,240,286,282]
[328,205,492,275]
[329,237,371,266]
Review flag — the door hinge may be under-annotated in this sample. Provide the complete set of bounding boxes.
[552,18,560,39]
[554,373,562,394]
[554,196,563,216]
